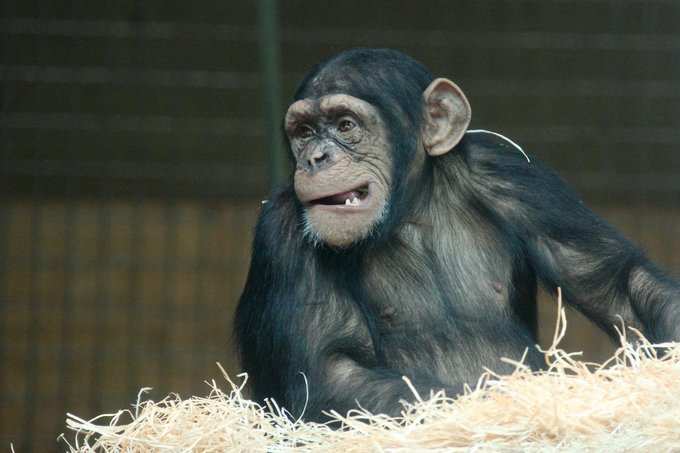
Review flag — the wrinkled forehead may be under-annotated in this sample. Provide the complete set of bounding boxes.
[285,94,379,125]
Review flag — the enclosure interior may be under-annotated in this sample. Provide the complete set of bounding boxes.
[1,1,680,451]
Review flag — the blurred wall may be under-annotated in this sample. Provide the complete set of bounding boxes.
[1,1,679,451]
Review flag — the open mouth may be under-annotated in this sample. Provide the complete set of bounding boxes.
[310,184,370,207]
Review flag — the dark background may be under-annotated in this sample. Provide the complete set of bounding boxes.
[1,1,680,451]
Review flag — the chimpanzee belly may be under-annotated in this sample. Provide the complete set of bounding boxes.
[375,314,543,386]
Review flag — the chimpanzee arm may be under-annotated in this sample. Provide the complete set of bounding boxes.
[235,189,460,420]
[466,135,680,342]
[234,191,303,407]
[306,354,464,419]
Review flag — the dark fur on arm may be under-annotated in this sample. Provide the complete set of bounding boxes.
[234,188,305,407]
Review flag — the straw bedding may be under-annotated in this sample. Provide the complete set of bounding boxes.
[62,302,680,452]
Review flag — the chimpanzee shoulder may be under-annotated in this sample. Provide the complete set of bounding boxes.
[457,132,535,175]
[453,132,584,211]
[256,187,304,250]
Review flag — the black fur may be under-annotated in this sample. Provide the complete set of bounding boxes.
[235,49,680,421]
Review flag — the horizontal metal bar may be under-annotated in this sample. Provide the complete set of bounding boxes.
[2,159,264,182]
[3,18,680,51]
[0,18,256,40]
[3,65,679,100]
[0,65,259,89]
[1,113,263,135]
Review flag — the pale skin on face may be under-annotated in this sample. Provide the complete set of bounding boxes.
[287,80,471,248]
[287,94,391,248]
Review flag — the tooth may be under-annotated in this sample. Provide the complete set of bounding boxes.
[345,199,351,206]
[351,197,359,206]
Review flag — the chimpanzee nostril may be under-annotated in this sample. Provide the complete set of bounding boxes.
[308,151,329,168]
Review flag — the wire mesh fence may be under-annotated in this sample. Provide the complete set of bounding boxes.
[0,199,259,449]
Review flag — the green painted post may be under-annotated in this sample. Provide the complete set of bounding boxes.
[258,0,287,190]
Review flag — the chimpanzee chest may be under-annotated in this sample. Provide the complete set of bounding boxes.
[358,237,538,378]
[362,241,515,331]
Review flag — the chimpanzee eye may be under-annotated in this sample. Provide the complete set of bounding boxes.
[338,118,356,133]
[296,124,315,139]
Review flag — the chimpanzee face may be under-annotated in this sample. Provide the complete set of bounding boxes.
[286,94,393,248]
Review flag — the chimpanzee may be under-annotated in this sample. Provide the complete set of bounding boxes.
[235,48,680,421]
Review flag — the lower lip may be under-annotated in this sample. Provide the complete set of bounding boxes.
[311,203,371,213]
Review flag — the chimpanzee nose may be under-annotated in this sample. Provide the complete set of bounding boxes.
[307,150,330,170]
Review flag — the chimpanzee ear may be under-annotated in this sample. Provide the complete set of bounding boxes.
[422,78,471,156]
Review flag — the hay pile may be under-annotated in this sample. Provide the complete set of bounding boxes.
[62,303,680,452]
